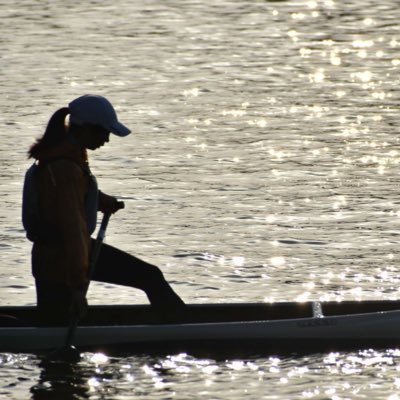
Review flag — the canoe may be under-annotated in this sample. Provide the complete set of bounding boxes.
[2,300,400,354]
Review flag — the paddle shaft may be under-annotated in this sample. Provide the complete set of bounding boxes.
[64,201,124,349]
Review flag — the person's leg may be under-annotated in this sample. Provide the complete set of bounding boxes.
[92,242,185,311]
[35,280,72,325]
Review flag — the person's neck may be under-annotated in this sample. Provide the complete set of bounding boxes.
[68,131,84,148]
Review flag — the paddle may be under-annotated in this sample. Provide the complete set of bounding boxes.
[51,201,124,362]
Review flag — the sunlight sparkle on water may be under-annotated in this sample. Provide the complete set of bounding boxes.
[295,292,311,302]
[265,214,276,223]
[88,377,100,389]
[270,256,285,267]
[352,39,374,48]
[183,88,200,97]
[351,71,372,82]
[203,365,219,374]
[363,18,376,26]
[250,118,267,128]
[90,353,109,365]
[330,53,341,66]
[357,49,368,58]
[309,68,325,83]
[232,256,245,267]
[335,90,346,98]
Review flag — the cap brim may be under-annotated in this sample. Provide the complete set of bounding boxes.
[110,121,131,137]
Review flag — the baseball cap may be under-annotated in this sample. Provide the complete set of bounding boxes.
[69,94,131,137]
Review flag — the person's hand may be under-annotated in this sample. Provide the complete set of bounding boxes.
[109,199,125,214]
[98,191,124,214]
[70,289,88,320]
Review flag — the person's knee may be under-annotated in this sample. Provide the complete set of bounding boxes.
[144,263,165,282]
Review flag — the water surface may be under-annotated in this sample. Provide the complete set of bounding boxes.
[1,0,400,398]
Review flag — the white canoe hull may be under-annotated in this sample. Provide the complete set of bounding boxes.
[2,309,400,352]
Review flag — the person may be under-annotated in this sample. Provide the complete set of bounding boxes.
[23,94,185,325]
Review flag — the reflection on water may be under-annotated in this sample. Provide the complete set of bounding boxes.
[31,359,90,399]
[3,349,400,399]
[2,0,400,398]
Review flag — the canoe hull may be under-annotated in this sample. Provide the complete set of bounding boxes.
[2,303,400,353]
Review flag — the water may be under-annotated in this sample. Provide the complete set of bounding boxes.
[2,0,400,398]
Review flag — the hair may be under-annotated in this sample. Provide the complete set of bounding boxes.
[28,107,70,159]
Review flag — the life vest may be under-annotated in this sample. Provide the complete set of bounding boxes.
[22,159,98,242]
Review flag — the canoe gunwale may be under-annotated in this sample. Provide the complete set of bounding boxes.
[3,300,400,327]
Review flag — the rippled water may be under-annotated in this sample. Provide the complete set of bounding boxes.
[2,0,400,398]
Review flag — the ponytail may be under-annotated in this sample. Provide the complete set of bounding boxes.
[28,107,70,159]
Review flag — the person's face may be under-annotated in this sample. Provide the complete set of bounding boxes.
[78,124,110,150]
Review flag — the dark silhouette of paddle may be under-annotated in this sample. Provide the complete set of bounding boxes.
[49,201,124,362]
